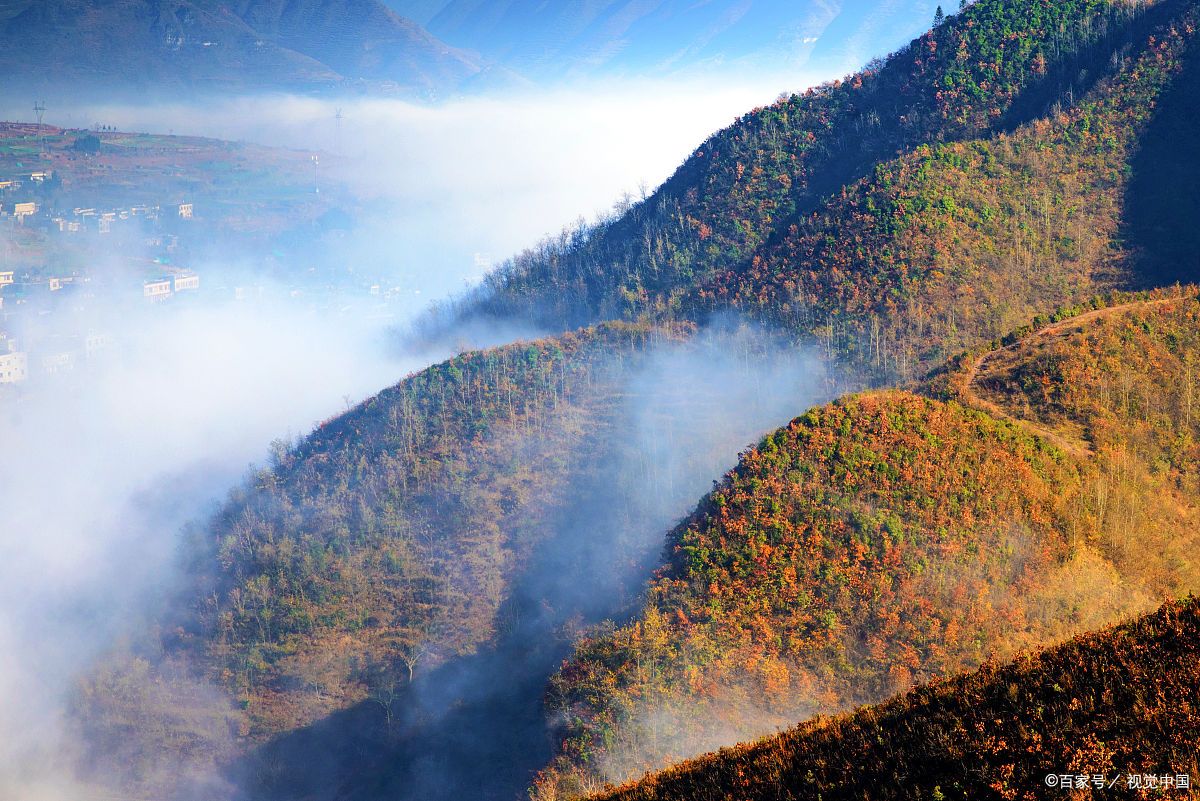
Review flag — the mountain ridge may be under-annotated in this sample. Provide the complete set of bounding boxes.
[388,0,935,82]
[67,1,1200,798]
[0,0,482,97]
[586,595,1200,801]
[451,0,1198,383]
[534,288,1200,797]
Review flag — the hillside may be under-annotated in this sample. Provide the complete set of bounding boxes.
[0,0,480,97]
[77,320,841,800]
[453,0,1200,382]
[534,289,1200,798]
[77,322,673,796]
[3,0,941,96]
[192,323,681,739]
[588,596,1200,801]
[219,0,481,88]
[65,1,1200,799]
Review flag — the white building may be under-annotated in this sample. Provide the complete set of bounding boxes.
[0,351,28,384]
[143,279,173,300]
[85,332,112,358]
[174,273,200,292]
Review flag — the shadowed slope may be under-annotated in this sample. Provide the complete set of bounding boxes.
[0,0,480,96]
[590,596,1200,801]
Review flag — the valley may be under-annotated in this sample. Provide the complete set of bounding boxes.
[5,0,1200,799]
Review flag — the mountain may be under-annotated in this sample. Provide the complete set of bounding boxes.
[78,322,675,795]
[451,0,1200,381]
[0,0,938,97]
[218,0,480,87]
[71,0,1200,799]
[190,323,675,740]
[76,320,842,800]
[380,0,444,25]
[385,0,936,82]
[586,595,1200,801]
[534,288,1200,796]
[0,0,481,97]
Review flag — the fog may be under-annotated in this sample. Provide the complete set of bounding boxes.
[228,319,847,801]
[0,70,842,800]
[9,75,836,299]
[0,285,417,798]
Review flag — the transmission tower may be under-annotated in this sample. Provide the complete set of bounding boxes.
[33,101,46,154]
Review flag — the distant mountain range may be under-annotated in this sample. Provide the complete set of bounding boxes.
[0,0,937,98]
[0,0,484,97]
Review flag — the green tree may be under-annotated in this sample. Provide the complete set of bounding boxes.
[71,134,101,154]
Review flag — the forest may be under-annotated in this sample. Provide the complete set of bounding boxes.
[532,288,1200,798]
[587,596,1200,801]
[78,322,686,789]
[448,0,1195,386]
[71,0,1200,798]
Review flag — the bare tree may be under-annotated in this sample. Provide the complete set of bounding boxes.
[398,639,431,684]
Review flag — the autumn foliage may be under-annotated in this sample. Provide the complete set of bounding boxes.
[72,0,1200,797]
[458,0,1199,385]
[587,596,1200,801]
[534,291,1200,798]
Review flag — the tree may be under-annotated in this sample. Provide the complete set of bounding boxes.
[367,670,404,734]
[71,134,101,155]
[935,5,945,25]
[398,638,431,684]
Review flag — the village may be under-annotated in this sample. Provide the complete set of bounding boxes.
[0,120,429,393]
[0,165,205,388]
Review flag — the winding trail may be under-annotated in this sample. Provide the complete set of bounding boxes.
[956,296,1186,459]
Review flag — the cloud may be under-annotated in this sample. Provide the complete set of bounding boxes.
[368,318,847,801]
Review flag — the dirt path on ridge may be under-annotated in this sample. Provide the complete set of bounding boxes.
[956,296,1186,459]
